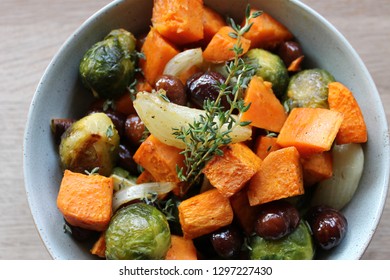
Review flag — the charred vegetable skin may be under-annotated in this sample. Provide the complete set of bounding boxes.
[79,29,137,99]
[59,113,120,176]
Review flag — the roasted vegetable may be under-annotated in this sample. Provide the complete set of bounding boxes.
[285,68,335,111]
[230,190,260,235]
[247,146,304,206]
[249,220,314,260]
[244,48,289,98]
[79,29,137,99]
[133,134,185,187]
[152,0,204,45]
[243,9,294,50]
[178,189,234,239]
[133,91,252,149]
[203,143,261,198]
[140,27,179,85]
[163,48,203,86]
[57,170,114,231]
[59,112,120,176]
[301,152,333,187]
[90,233,106,258]
[105,203,171,260]
[311,143,364,210]
[203,26,251,63]
[241,75,287,132]
[328,81,367,144]
[276,107,343,156]
[254,135,280,160]
[165,235,198,260]
[202,5,227,45]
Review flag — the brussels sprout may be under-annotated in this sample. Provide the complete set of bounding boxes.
[105,203,171,260]
[249,220,314,260]
[59,112,120,176]
[285,68,335,111]
[245,48,289,98]
[79,29,137,99]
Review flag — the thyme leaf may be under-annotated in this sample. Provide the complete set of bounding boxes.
[174,5,261,194]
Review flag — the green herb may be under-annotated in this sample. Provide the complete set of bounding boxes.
[85,167,100,175]
[174,6,261,193]
[158,92,171,103]
[106,124,114,138]
[127,79,138,101]
[102,99,115,111]
[142,193,179,223]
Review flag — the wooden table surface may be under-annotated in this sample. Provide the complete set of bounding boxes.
[1,0,389,260]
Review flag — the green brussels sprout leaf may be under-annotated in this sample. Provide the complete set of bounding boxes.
[249,220,314,260]
[245,48,289,99]
[79,29,137,99]
[284,68,335,112]
[105,203,171,260]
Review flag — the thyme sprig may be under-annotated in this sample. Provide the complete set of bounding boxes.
[174,6,261,193]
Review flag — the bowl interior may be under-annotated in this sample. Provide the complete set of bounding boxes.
[24,0,389,259]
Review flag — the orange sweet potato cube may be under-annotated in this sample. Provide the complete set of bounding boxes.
[136,170,155,184]
[301,152,333,187]
[328,82,368,144]
[203,26,251,63]
[133,135,185,184]
[203,143,262,198]
[139,27,179,85]
[178,188,233,239]
[243,10,293,49]
[230,190,260,235]
[202,5,227,44]
[152,0,204,45]
[254,135,281,160]
[57,170,113,231]
[277,107,343,156]
[90,232,106,258]
[241,76,287,133]
[165,235,198,260]
[247,146,304,206]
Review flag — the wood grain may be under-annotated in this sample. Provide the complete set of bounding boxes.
[0,0,388,259]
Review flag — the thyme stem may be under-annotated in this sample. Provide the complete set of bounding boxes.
[175,6,261,193]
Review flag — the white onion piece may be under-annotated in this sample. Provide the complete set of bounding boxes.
[311,143,364,210]
[110,174,137,192]
[163,48,203,77]
[133,91,252,149]
[112,182,176,212]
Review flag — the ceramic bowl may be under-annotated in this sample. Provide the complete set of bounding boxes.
[24,0,389,259]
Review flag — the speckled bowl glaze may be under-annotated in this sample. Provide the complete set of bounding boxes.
[24,0,389,259]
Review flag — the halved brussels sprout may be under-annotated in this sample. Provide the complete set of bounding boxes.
[249,220,314,260]
[105,203,171,260]
[59,112,120,176]
[79,29,137,99]
[284,68,335,111]
[244,48,289,98]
